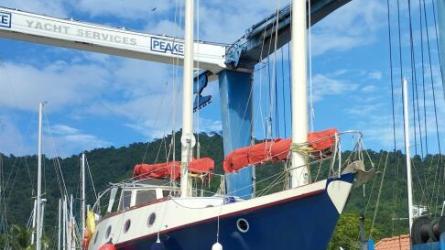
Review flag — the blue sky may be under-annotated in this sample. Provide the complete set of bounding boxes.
[0,0,444,157]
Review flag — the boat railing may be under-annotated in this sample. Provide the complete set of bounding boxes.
[294,130,365,178]
[91,130,367,212]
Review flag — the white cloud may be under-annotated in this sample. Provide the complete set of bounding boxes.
[145,20,184,37]
[311,34,370,56]
[311,0,386,56]
[75,0,176,20]
[0,51,189,141]
[45,124,111,157]
[1,0,68,17]
[195,117,222,133]
[71,0,287,43]
[368,71,383,80]
[0,62,108,112]
[106,91,182,139]
[48,124,80,135]
[361,85,377,93]
[345,69,445,153]
[112,59,173,97]
[311,74,358,102]
[0,116,112,157]
[197,1,284,43]
[0,115,32,155]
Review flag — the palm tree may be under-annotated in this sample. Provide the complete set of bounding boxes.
[0,224,32,250]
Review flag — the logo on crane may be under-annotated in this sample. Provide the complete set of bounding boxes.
[0,12,11,28]
[151,37,184,56]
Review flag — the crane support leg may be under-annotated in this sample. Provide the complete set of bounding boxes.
[218,70,253,199]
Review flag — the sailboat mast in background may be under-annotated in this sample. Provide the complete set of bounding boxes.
[36,102,44,250]
[80,153,86,244]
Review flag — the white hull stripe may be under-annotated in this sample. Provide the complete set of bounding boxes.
[326,180,353,214]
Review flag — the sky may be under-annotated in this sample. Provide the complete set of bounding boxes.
[0,0,444,158]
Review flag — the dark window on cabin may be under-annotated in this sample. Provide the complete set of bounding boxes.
[162,190,170,198]
[135,190,157,205]
[119,190,132,210]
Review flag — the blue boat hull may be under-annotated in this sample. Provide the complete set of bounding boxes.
[117,174,354,250]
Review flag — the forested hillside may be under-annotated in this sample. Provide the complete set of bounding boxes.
[1,131,444,248]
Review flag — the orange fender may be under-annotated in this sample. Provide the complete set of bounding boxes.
[99,243,116,250]
[82,230,91,250]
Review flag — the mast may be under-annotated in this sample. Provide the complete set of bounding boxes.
[402,79,414,232]
[36,102,44,250]
[290,0,310,187]
[63,197,66,250]
[68,194,74,249]
[80,153,86,243]
[39,199,46,244]
[180,0,195,197]
[58,199,61,250]
[31,199,37,244]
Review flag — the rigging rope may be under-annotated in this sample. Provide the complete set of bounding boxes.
[430,0,445,216]
[386,0,403,236]
[419,0,430,155]
[431,0,445,100]
[280,48,288,137]
[83,156,97,200]
[370,152,390,238]
[421,0,442,155]
[425,0,445,216]
[408,0,420,156]
[308,0,314,132]
[421,1,443,213]
[195,0,201,158]
[288,43,293,134]
[257,46,267,138]
[273,0,280,137]
[364,152,385,216]
[43,113,68,198]
[396,0,404,109]
[266,26,275,139]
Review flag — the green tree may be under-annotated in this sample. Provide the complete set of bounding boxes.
[329,213,382,250]
[0,224,32,250]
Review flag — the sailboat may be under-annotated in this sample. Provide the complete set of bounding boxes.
[86,1,371,250]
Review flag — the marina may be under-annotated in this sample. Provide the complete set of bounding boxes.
[0,0,445,249]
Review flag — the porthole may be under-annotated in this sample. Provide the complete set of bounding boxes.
[124,219,131,233]
[93,230,99,244]
[147,213,156,227]
[105,225,112,239]
[236,218,249,233]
